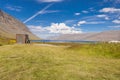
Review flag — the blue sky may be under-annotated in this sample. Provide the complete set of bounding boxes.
[0,0,120,38]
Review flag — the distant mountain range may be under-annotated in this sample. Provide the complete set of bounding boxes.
[50,30,120,41]
[0,9,39,40]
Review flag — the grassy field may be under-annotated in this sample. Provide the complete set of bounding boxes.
[0,38,9,46]
[0,43,120,80]
[0,37,16,46]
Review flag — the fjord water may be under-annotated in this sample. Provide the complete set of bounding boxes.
[31,40,98,43]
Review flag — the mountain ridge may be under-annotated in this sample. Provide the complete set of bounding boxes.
[0,9,39,40]
[50,30,120,41]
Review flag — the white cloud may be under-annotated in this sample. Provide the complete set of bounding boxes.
[37,0,63,3]
[97,14,109,20]
[82,10,89,13]
[28,23,82,34]
[46,23,82,34]
[99,7,120,13]
[77,20,105,26]
[75,13,80,16]
[77,21,86,26]
[6,5,22,12]
[112,20,120,24]
[24,3,53,23]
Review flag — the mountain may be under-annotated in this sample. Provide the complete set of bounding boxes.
[51,30,120,41]
[0,9,39,40]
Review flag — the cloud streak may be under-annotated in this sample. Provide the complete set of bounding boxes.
[77,21,86,26]
[41,10,60,14]
[97,14,109,20]
[77,20,105,26]
[6,5,22,12]
[23,3,53,23]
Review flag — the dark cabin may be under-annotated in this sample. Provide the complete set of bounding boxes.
[16,34,30,44]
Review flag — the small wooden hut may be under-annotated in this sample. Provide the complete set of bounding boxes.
[16,34,30,44]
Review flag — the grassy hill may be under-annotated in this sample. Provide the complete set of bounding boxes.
[0,43,120,80]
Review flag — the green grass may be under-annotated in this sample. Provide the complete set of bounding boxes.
[0,43,120,80]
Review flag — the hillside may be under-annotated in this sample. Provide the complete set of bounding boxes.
[0,9,39,40]
[51,30,120,41]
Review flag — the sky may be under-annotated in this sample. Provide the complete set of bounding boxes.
[0,0,120,39]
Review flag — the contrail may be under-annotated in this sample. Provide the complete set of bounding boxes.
[23,3,53,23]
